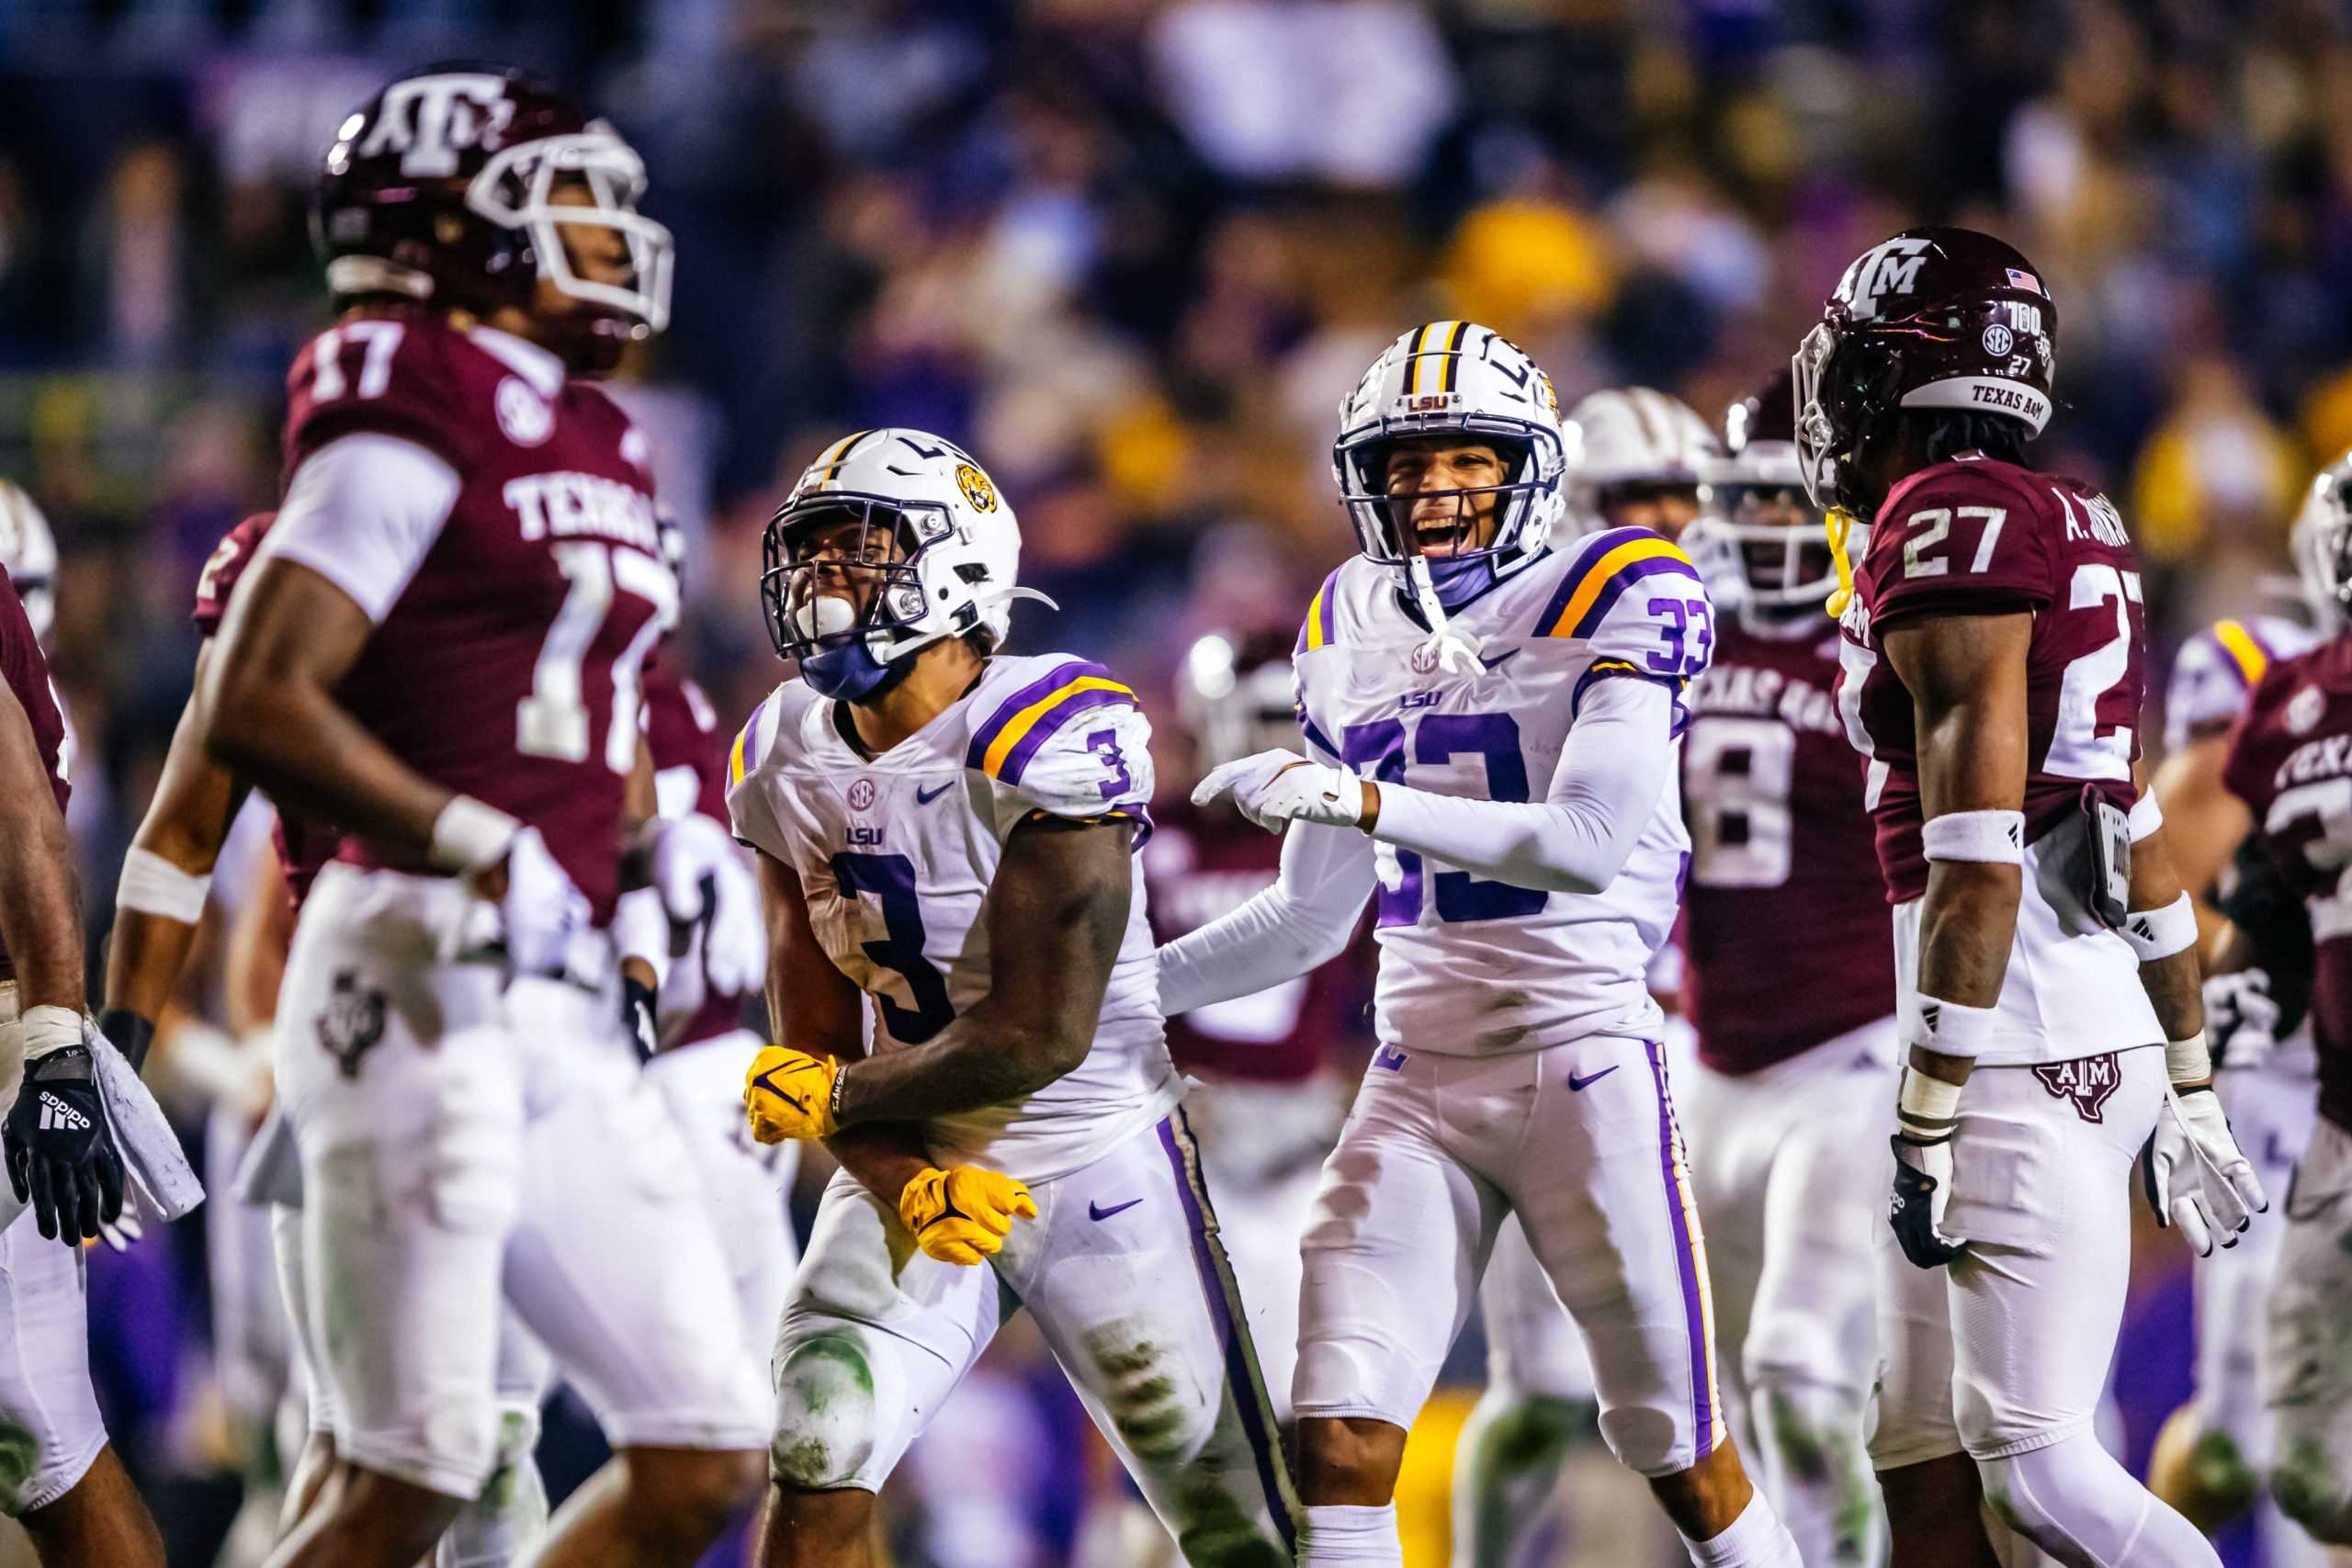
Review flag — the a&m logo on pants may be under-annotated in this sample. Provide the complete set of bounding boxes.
[2030,1053,2121,1123]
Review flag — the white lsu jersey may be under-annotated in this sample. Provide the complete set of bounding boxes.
[2165,614,2317,754]
[1294,525,1713,1055]
[726,651,1182,1183]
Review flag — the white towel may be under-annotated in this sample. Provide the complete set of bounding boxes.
[93,1032,204,1223]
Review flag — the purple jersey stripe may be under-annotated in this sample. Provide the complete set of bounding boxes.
[1299,711,1340,762]
[995,684,1139,787]
[1533,526,1653,635]
[1567,554,1703,640]
[1645,1039,1716,1461]
[1106,799,1155,852]
[964,660,1109,770]
[1154,1112,1299,1552]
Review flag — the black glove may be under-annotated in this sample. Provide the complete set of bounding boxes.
[622,975,660,1063]
[96,1008,155,1075]
[6,1043,125,1242]
[1889,1133,1968,1269]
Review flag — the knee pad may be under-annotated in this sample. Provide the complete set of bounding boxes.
[770,1331,884,1490]
[2272,1437,2352,1545]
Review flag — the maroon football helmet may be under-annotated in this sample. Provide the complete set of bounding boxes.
[1792,227,2056,515]
[314,64,672,374]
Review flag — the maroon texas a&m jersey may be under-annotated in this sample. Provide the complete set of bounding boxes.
[1681,617,1895,1073]
[0,567,68,980]
[1143,797,1371,1082]
[643,645,743,1048]
[2222,637,2352,1134]
[279,310,673,921]
[193,511,339,911]
[1834,455,2147,902]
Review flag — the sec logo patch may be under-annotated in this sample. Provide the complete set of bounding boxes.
[496,377,553,446]
[848,778,877,810]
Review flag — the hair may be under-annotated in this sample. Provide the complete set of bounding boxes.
[1905,409,2030,468]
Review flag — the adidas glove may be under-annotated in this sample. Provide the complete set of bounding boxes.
[5,1008,125,1243]
[743,1044,841,1143]
[898,1166,1037,1266]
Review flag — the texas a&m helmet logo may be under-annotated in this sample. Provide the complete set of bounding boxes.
[1835,235,1936,321]
[351,73,519,179]
[2030,1052,2122,1122]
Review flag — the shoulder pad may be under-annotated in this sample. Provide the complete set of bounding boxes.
[967,655,1155,840]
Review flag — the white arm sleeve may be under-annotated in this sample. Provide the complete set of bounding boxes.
[1370,674,1674,896]
[1158,818,1376,1017]
[256,434,462,623]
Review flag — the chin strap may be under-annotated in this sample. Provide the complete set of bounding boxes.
[1823,507,1860,617]
[1406,556,1487,678]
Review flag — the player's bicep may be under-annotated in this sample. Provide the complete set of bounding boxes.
[1881,611,2034,817]
[2149,735,2252,898]
[989,815,1133,1060]
[756,850,865,1060]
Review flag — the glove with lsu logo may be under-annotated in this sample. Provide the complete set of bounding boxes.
[743,1044,841,1143]
[1193,749,1366,834]
[5,1008,126,1244]
[898,1166,1037,1266]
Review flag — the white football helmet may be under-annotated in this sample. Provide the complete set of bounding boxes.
[1332,321,1566,613]
[1683,369,1838,615]
[760,429,1052,700]
[0,481,57,645]
[1561,386,1718,533]
[1174,630,1300,774]
[2291,448,2352,636]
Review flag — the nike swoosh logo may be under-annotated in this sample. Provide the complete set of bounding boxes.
[915,781,954,806]
[1089,1199,1143,1222]
[1479,649,1521,671]
[1566,1066,1620,1092]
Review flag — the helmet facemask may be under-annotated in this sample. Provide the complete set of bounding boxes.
[761,494,958,702]
[1687,474,1837,618]
[1336,429,1549,612]
[468,130,673,371]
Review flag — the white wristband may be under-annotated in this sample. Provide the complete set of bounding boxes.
[2165,1030,2213,1086]
[1905,992,1997,1059]
[1896,1065,1963,1141]
[428,795,520,874]
[1921,809,2026,864]
[2128,791,2163,844]
[2122,892,2198,962]
[117,846,212,925]
[21,1004,84,1060]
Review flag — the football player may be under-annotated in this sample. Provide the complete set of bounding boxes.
[1160,321,1804,1568]
[1149,629,1364,1423]
[2139,494,2333,1565]
[1562,385,1720,542]
[200,66,768,1568]
[104,505,556,1568]
[730,431,1295,1567]
[1804,227,2258,1568]
[0,548,163,1564]
[2211,453,2352,1551]
[1656,368,1900,1564]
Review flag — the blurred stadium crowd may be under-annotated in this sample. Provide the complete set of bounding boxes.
[3,0,2351,1563]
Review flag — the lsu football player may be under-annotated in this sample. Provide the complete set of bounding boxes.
[2140,468,2337,1568]
[1562,385,1720,542]
[730,431,1295,1567]
[1159,323,1804,1567]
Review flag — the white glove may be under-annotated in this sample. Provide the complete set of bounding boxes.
[1192,749,1365,835]
[2143,1086,2268,1256]
[448,826,593,979]
[2204,968,2280,1073]
[650,814,765,998]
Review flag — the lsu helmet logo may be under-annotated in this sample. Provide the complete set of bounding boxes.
[955,462,999,513]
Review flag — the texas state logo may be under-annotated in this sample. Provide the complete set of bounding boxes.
[2031,1053,2121,1122]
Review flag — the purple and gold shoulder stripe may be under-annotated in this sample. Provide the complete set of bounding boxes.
[1296,564,1346,656]
[966,660,1140,785]
[728,690,782,790]
[1536,526,1701,640]
[2204,618,2272,689]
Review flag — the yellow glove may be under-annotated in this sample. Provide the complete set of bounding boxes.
[742,1046,841,1143]
[898,1166,1037,1267]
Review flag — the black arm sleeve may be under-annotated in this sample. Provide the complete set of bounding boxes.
[2220,837,2314,1039]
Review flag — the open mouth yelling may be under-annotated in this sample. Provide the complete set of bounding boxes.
[1412,512,1480,558]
